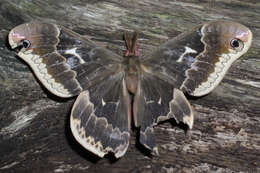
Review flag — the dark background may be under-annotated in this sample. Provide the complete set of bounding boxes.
[0,0,259,172]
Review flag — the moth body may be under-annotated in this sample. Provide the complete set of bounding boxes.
[124,56,140,94]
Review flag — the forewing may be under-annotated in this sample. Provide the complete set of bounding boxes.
[133,72,193,150]
[8,22,123,97]
[70,72,131,158]
[141,21,252,96]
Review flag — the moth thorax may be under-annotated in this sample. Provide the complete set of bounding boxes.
[125,73,138,94]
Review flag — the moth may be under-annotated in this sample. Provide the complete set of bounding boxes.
[8,21,252,158]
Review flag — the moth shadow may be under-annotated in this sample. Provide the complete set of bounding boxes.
[41,84,72,102]
[135,128,154,158]
[166,118,190,133]
[5,34,13,50]
[159,118,192,141]
[184,92,208,101]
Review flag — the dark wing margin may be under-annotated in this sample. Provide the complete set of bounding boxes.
[8,22,123,98]
[133,72,194,150]
[70,72,131,158]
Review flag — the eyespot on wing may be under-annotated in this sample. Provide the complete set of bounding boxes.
[8,22,60,52]
[181,21,253,97]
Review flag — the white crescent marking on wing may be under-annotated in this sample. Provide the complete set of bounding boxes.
[101,98,106,106]
[177,46,198,63]
[65,48,86,64]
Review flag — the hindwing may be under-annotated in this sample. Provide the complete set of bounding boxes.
[133,71,193,150]
[70,72,131,158]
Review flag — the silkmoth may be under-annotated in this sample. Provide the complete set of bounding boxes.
[9,21,252,158]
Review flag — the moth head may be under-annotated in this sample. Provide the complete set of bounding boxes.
[124,32,139,57]
[181,21,252,97]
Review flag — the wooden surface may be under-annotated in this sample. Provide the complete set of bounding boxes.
[0,0,260,172]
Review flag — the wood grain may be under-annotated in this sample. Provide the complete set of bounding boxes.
[0,0,259,172]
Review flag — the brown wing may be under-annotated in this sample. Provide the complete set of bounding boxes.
[133,71,193,150]
[71,73,131,158]
[9,22,131,158]
[141,21,252,97]
[8,22,123,97]
[134,21,252,150]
